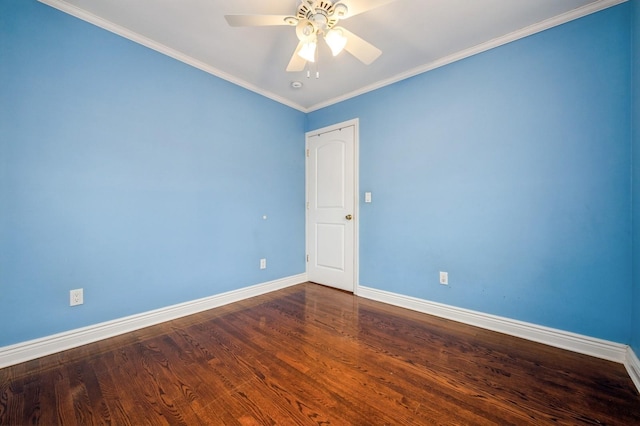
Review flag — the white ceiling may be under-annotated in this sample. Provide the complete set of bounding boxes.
[39,0,623,112]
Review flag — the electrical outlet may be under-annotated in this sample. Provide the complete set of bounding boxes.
[439,272,449,286]
[260,258,267,269]
[70,288,83,306]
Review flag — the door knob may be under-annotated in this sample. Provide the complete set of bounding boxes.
[345,214,353,220]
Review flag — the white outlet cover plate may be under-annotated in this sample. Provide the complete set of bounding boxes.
[70,288,84,306]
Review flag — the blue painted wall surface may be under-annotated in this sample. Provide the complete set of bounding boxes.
[0,1,306,346]
[308,5,632,343]
[632,0,640,355]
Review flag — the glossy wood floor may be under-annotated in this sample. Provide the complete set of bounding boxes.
[1,283,639,425]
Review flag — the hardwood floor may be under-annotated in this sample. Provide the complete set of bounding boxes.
[1,282,639,425]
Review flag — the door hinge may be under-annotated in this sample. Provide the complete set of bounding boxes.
[306,202,309,210]
[306,254,309,262]
[306,148,310,158]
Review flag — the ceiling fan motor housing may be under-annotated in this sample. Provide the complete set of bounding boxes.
[297,0,346,33]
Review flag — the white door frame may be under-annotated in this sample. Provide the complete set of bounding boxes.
[305,118,359,293]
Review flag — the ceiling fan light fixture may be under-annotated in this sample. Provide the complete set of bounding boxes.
[325,28,347,56]
[298,40,317,62]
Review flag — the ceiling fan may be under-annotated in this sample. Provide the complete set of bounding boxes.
[225,0,398,72]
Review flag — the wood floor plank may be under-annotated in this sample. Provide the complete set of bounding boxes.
[1,282,639,425]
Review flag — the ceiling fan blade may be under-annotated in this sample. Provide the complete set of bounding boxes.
[340,28,382,65]
[341,0,398,19]
[224,15,292,27]
[286,42,307,72]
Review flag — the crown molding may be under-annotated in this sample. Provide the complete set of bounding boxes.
[37,0,308,112]
[307,0,628,112]
[38,0,626,113]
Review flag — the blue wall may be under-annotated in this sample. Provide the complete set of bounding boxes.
[632,0,640,355]
[1,0,636,350]
[0,1,306,346]
[308,4,632,343]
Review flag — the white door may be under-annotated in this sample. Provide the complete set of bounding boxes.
[306,121,357,292]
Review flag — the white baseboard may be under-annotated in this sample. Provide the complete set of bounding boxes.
[0,273,307,369]
[625,347,640,393]
[4,277,638,395]
[356,285,628,364]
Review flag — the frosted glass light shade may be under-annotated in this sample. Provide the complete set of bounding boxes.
[298,40,317,62]
[325,28,347,56]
